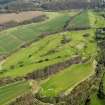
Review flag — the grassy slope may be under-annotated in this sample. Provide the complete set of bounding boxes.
[0,12,73,55]
[67,11,90,29]
[38,11,98,97]
[0,81,30,105]
[67,10,105,30]
[0,10,99,104]
[40,62,94,97]
[89,11,105,105]
[0,29,96,78]
[90,11,105,105]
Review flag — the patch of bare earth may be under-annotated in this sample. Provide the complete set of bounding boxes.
[0,11,44,24]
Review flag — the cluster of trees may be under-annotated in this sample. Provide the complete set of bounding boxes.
[95,28,105,100]
[0,0,101,12]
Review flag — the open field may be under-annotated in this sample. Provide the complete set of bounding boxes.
[0,12,76,55]
[0,10,102,104]
[67,10,105,30]
[67,11,90,29]
[0,29,96,78]
[0,10,104,55]
[39,62,94,97]
[0,11,44,24]
[0,81,30,105]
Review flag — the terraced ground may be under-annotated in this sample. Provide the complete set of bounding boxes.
[0,81,30,105]
[0,28,97,104]
[67,11,90,29]
[0,11,76,55]
[0,10,105,105]
[0,29,96,78]
[40,62,94,97]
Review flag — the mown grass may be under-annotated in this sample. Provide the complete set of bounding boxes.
[0,12,73,55]
[0,81,30,105]
[67,11,90,29]
[67,10,105,30]
[39,62,94,97]
[0,29,96,78]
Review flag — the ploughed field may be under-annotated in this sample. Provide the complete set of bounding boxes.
[0,10,105,105]
[0,11,45,24]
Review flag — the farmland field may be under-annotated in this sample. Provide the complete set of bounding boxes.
[0,9,104,105]
[0,11,77,55]
[0,11,44,24]
[67,10,105,29]
[0,81,30,105]
[67,11,90,29]
[0,29,96,78]
[40,62,94,97]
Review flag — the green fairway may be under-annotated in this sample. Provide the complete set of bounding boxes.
[0,29,96,78]
[0,81,30,105]
[39,62,94,97]
[0,12,73,55]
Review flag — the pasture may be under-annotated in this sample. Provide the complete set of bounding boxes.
[0,29,97,78]
[0,10,101,104]
[0,12,74,55]
[39,62,94,97]
[0,81,30,105]
[67,11,90,29]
